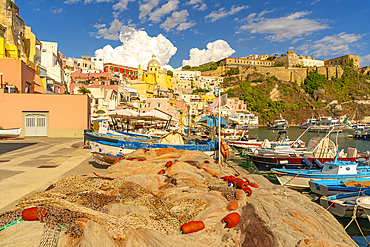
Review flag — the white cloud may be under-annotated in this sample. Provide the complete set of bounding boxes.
[149,0,179,22]
[64,0,112,3]
[113,0,135,12]
[361,54,370,67]
[310,0,320,5]
[94,26,177,69]
[91,19,125,40]
[258,8,276,17]
[182,40,235,66]
[239,11,329,42]
[187,0,207,11]
[295,32,364,57]
[139,0,161,20]
[160,10,194,31]
[205,5,249,22]
[52,8,63,13]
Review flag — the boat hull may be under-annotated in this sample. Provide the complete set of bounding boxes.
[320,195,367,218]
[0,128,21,139]
[309,179,370,196]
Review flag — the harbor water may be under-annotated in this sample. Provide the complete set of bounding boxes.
[245,127,370,247]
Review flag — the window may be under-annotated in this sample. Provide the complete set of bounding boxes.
[95,99,98,105]
[157,103,161,108]
[148,103,151,108]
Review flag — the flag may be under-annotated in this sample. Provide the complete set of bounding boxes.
[208,93,227,113]
[343,117,349,123]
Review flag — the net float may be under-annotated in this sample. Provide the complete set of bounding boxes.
[181,221,205,234]
[22,207,48,221]
[222,212,241,228]
[227,200,239,211]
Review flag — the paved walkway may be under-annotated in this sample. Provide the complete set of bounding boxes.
[0,138,108,214]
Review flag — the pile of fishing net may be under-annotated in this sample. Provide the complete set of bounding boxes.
[0,148,258,247]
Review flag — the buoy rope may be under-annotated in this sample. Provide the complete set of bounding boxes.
[0,217,25,231]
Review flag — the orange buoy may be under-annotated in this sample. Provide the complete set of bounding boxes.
[242,177,250,184]
[243,186,252,197]
[158,169,165,175]
[249,182,259,188]
[181,221,205,234]
[222,212,241,228]
[165,161,173,168]
[236,190,247,200]
[22,207,48,221]
[227,200,239,211]
[220,139,230,159]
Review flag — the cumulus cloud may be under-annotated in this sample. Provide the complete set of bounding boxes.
[91,19,125,40]
[113,0,135,12]
[160,10,195,31]
[187,0,207,11]
[149,0,179,22]
[94,26,177,69]
[295,32,364,57]
[139,0,161,20]
[205,5,249,22]
[182,40,235,66]
[361,54,370,67]
[239,11,330,42]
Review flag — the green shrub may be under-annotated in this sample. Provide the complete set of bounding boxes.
[302,70,328,94]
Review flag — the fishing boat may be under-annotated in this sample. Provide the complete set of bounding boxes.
[307,116,350,133]
[85,132,219,166]
[298,117,317,129]
[246,127,369,172]
[320,191,370,218]
[228,130,305,151]
[271,153,370,190]
[309,177,370,196]
[348,126,370,140]
[0,128,21,139]
[267,115,288,130]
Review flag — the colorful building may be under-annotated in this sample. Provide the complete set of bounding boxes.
[104,63,138,80]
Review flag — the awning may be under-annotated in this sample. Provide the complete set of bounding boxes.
[26,81,41,86]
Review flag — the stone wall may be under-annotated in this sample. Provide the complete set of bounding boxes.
[202,66,345,85]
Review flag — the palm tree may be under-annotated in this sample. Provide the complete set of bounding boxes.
[77,87,91,95]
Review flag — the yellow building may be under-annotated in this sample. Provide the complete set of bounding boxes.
[201,94,216,103]
[0,0,41,73]
[136,55,171,98]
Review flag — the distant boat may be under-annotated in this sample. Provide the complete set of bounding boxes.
[267,115,288,130]
[307,116,350,133]
[0,128,21,139]
[298,117,317,129]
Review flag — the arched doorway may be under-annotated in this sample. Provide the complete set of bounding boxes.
[25,113,47,137]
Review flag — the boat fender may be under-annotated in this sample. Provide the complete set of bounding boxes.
[222,212,241,228]
[220,139,230,159]
[242,186,252,197]
[22,207,48,221]
[227,200,239,211]
[181,221,205,234]
[301,158,313,168]
[312,159,323,168]
[279,160,289,165]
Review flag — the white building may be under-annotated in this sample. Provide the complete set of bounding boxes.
[40,41,65,92]
[92,57,104,71]
[302,58,324,67]
[73,86,118,114]
[173,70,201,80]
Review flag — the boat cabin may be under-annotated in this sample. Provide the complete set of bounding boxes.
[321,160,358,175]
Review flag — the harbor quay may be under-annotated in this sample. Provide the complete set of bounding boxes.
[0,138,357,246]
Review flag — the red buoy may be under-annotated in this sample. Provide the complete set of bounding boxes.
[249,183,259,188]
[222,212,241,228]
[181,221,205,234]
[227,200,239,211]
[158,169,165,175]
[242,177,250,184]
[165,161,173,168]
[236,181,248,189]
[243,186,252,197]
[22,207,48,221]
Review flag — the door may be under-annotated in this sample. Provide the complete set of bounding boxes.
[25,113,47,137]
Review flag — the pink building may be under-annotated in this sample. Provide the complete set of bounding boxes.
[226,98,247,113]
[0,58,45,94]
[70,69,119,86]
[141,98,176,117]
[175,101,188,115]
[0,89,90,138]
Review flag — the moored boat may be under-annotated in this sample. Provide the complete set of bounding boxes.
[309,178,370,196]
[267,115,288,130]
[0,128,21,139]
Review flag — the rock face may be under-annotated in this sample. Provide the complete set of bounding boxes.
[0,149,357,246]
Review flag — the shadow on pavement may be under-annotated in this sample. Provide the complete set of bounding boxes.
[0,143,36,155]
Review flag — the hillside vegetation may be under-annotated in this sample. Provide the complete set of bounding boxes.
[223,67,370,125]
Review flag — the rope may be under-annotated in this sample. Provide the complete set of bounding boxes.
[0,217,24,231]
[344,205,358,230]
[282,171,302,187]
[354,218,370,245]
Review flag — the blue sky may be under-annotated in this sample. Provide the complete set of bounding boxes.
[18,0,370,69]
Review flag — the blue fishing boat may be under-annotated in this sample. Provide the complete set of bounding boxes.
[271,153,370,189]
[309,178,370,196]
[85,132,218,165]
[320,190,370,218]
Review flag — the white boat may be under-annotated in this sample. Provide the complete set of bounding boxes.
[307,116,350,133]
[0,128,21,139]
[228,112,258,127]
[298,117,317,129]
[267,115,288,130]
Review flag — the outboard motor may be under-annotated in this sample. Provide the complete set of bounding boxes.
[312,159,323,169]
[301,158,313,168]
